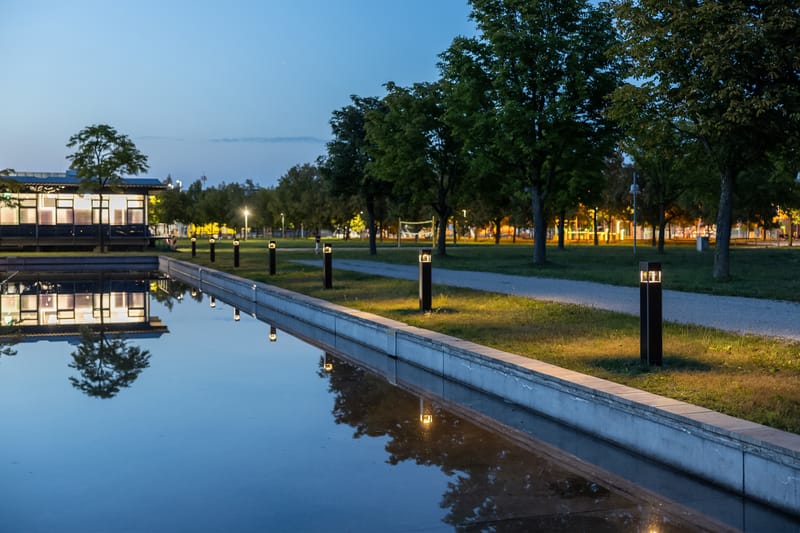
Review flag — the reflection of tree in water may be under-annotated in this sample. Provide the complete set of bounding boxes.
[322,357,686,532]
[69,325,151,399]
[149,278,202,310]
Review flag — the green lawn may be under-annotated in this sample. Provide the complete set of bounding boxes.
[169,238,800,434]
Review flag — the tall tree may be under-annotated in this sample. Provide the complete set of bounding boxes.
[366,81,467,256]
[320,95,390,255]
[275,163,330,236]
[613,1,800,279]
[443,0,620,264]
[66,124,149,252]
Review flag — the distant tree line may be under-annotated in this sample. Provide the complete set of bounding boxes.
[152,0,800,280]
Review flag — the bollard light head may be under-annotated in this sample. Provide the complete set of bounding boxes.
[209,238,216,245]
[419,249,432,263]
[323,243,332,254]
[233,240,240,246]
[268,240,276,250]
[191,237,196,243]
[639,261,662,283]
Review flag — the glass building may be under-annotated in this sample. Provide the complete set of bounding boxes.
[0,170,165,250]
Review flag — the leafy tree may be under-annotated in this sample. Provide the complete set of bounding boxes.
[443,0,620,264]
[367,81,468,256]
[275,163,330,236]
[613,1,800,279]
[320,95,391,255]
[66,124,149,252]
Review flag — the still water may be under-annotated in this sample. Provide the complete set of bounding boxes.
[0,273,790,532]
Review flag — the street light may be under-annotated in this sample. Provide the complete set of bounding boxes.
[243,208,249,240]
[630,172,640,254]
[280,212,285,238]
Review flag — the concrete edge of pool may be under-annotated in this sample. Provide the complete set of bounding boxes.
[164,256,799,517]
[3,255,795,516]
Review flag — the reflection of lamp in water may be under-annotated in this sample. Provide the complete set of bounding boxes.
[233,308,240,321]
[209,296,216,308]
[323,352,334,372]
[269,325,277,342]
[191,288,197,297]
[419,397,433,426]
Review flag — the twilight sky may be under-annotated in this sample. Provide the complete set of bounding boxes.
[0,0,475,187]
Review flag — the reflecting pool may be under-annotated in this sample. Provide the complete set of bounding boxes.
[0,274,794,532]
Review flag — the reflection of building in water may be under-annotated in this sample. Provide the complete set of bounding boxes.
[0,273,168,342]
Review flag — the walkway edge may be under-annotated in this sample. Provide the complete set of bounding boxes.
[160,256,800,517]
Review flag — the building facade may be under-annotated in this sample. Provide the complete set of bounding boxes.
[0,170,165,251]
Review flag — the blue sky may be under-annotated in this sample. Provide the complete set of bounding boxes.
[1,0,475,187]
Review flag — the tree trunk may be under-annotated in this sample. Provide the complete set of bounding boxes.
[657,203,667,254]
[593,208,598,246]
[435,211,449,256]
[531,182,547,264]
[98,191,105,253]
[713,168,736,280]
[557,210,565,249]
[494,218,502,244]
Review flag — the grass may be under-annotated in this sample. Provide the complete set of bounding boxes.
[168,238,800,434]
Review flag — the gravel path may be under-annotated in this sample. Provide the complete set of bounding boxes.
[300,259,800,342]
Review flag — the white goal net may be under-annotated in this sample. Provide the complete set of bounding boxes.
[397,218,435,247]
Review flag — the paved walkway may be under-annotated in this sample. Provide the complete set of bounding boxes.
[301,259,800,342]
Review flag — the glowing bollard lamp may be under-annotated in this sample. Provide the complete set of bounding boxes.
[209,238,216,263]
[419,248,432,312]
[639,261,663,366]
[268,240,277,275]
[323,243,333,289]
[233,239,240,268]
[191,237,197,257]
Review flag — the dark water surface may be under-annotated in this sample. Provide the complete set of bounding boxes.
[0,275,793,532]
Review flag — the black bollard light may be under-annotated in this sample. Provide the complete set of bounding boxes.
[639,261,663,366]
[269,325,277,342]
[209,238,216,262]
[419,248,432,312]
[233,239,240,267]
[191,237,197,257]
[323,243,333,289]
[268,240,277,275]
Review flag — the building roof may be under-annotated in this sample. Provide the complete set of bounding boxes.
[3,170,166,190]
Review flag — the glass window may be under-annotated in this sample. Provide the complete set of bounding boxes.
[20,208,36,224]
[0,206,17,225]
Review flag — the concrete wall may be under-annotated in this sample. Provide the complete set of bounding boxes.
[159,256,800,516]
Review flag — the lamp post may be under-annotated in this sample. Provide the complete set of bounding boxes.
[280,212,285,238]
[419,248,432,312]
[268,240,277,275]
[323,243,333,289]
[630,172,640,254]
[233,239,240,268]
[639,261,663,366]
[243,208,249,240]
[209,238,216,263]
[191,236,196,257]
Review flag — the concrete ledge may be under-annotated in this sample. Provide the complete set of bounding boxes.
[159,256,800,516]
[0,255,159,272]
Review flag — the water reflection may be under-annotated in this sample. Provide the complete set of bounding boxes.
[0,272,168,398]
[68,325,151,398]
[320,356,696,532]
